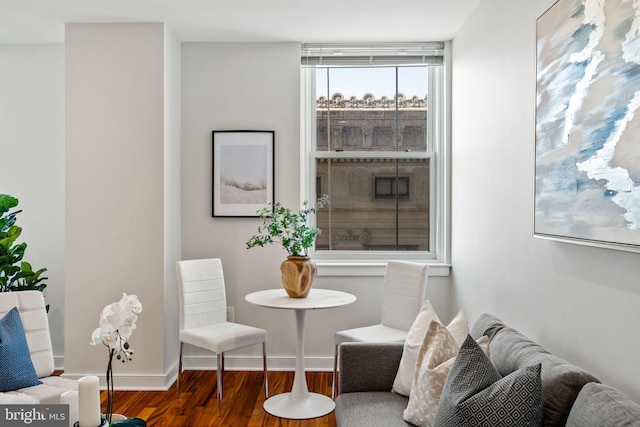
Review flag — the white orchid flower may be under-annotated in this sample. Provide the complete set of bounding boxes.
[90,327,103,346]
[119,293,143,315]
[100,302,125,327]
[118,314,138,340]
[90,293,142,364]
[100,325,120,350]
[91,293,142,422]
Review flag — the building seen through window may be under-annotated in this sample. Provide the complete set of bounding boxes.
[311,66,433,252]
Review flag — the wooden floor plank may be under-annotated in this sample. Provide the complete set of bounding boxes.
[99,371,337,427]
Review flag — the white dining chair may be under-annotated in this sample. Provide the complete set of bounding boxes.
[176,258,268,400]
[332,260,429,399]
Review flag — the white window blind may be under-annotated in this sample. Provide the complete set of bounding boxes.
[301,42,445,66]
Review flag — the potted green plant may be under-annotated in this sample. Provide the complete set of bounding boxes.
[0,194,48,298]
[246,195,328,298]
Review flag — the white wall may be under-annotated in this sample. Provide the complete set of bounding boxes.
[452,0,640,402]
[180,42,315,369]
[0,45,65,362]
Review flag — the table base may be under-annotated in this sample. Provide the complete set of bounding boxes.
[263,392,335,419]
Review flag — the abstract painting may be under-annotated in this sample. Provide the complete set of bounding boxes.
[535,0,640,252]
[212,130,274,217]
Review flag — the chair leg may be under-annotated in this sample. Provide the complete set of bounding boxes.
[332,343,339,400]
[216,352,224,401]
[262,341,269,398]
[178,342,184,397]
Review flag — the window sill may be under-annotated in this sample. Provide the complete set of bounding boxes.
[315,261,451,277]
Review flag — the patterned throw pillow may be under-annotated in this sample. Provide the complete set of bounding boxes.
[0,307,42,392]
[403,322,489,427]
[433,335,543,427]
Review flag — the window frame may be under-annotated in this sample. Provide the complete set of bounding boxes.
[300,43,451,276]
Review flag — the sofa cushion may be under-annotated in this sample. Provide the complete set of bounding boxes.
[336,391,415,427]
[469,313,506,340]
[433,335,543,427]
[487,323,600,426]
[403,321,489,427]
[24,376,79,404]
[0,307,42,392]
[566,382,640,427]
[0,391,39,404]
[339,342,404,394]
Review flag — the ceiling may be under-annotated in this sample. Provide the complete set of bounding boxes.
[0,0,481,44]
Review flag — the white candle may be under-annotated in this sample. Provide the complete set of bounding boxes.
[78,376,101,427]
[61,390,79,427]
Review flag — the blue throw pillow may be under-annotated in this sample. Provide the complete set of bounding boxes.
[0,306,42,392]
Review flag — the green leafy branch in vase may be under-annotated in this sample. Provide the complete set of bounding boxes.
[246,195,329,257]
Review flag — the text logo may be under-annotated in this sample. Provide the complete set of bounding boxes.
[1,405,68,426]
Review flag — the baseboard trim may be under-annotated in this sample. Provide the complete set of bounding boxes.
[182,355,333,371]
[55,355,335,390]
[61,372,172,390]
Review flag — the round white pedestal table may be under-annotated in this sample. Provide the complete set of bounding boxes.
[245,288,356,419]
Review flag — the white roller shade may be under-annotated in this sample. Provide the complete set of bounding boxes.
[301,42,444,66]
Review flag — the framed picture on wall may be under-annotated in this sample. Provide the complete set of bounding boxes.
[212,130,274,217]
[534,0,640,253]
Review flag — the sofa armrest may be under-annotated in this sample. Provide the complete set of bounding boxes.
[338,342,404,394]
[566,382,640,427]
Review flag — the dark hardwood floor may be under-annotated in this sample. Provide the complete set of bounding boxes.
[102,370,337,427]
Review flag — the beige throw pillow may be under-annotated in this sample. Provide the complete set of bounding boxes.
[403,321,490,427]
[392,300,441,396]
[392,305,468,397]
[445,309,468,346]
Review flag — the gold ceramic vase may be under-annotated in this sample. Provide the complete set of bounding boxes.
[280,256,316,298]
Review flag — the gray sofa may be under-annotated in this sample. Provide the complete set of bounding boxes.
[335,313,640,426]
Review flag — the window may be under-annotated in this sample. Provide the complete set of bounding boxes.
[301,43,450,267]
[375,176,410,200]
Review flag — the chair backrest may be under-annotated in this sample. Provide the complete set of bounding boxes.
[0,290,54,378]
[380,261,429,331]
[176,258,228,332]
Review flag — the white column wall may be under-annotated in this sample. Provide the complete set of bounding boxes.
[65,23,175,389]
[452,0,640,402]
[163,27,182,377]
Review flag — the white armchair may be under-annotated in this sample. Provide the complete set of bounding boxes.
[0,290,77,403]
